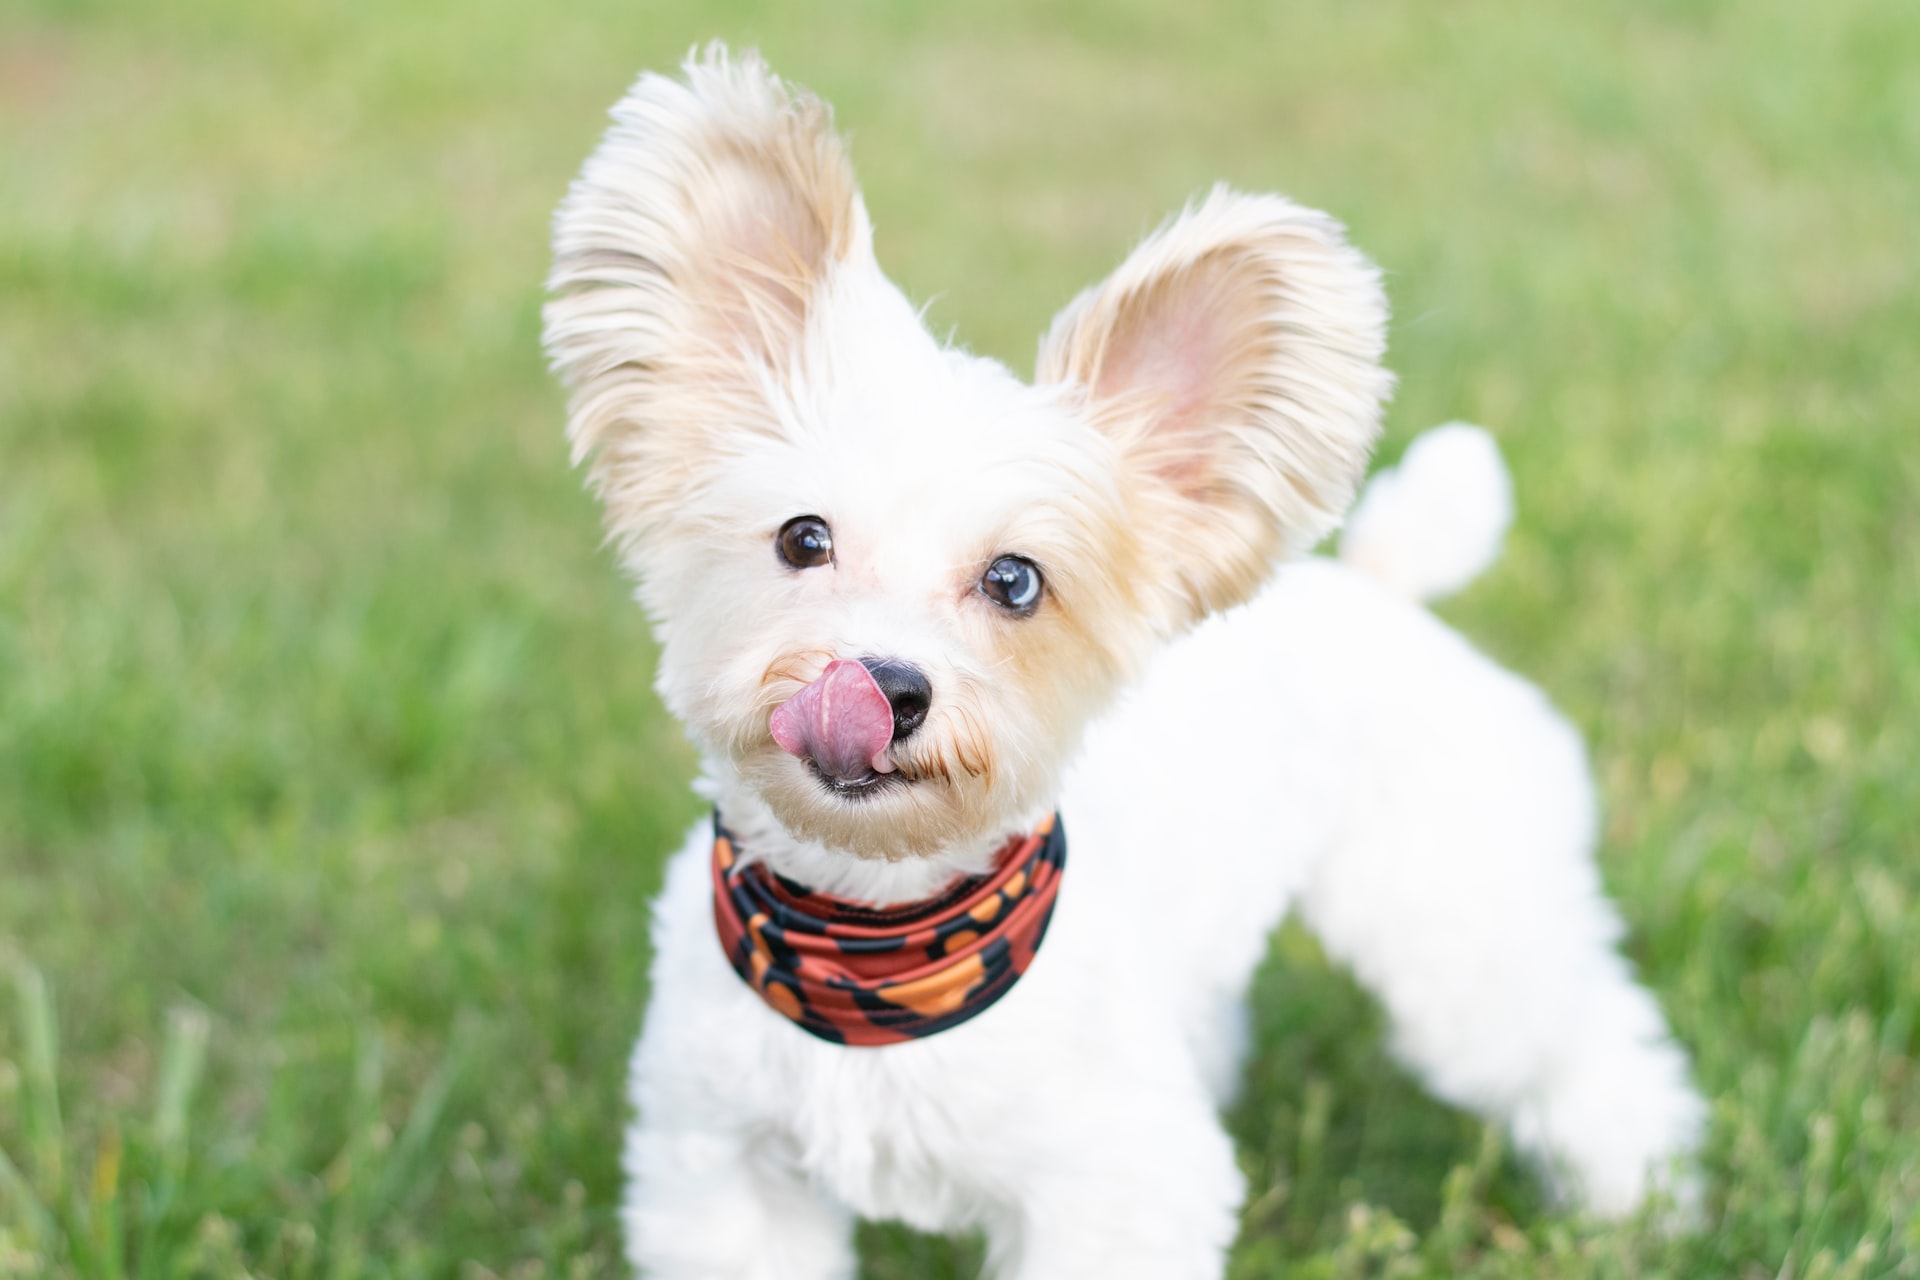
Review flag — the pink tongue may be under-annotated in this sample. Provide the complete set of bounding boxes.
[769,659,898,781]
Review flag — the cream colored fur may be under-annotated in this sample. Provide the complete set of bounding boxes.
[544,46,1704,1279]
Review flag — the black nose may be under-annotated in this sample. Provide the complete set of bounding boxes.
[861,658,932,742]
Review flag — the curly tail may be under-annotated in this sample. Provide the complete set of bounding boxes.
[1338,422,1514,603]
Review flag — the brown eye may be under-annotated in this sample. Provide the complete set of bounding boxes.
[777,516,834,569]
[981,555,1043,613]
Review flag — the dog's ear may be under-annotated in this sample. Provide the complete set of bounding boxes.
[1037,187,1393,627]
[545,46,864,552]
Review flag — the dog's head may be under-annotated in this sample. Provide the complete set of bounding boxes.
[545,47,1391,861]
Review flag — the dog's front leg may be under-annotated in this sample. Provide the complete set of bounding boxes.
[979,1102,1244,1280]
[622,1121,856,1280]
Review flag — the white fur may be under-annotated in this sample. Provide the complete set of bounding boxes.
[1340,421,1516,602]
[625,563,1704,1278]
[545,48,1704,1280]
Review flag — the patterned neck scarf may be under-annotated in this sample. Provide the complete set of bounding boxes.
[710,811,1067,1046]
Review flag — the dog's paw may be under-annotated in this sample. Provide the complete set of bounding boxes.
[1510,1030,1708,1222]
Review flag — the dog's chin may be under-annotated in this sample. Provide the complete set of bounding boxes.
[805,759,914,802]
[742,751,998,862]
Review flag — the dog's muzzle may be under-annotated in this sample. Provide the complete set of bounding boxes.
[769,657,930,785]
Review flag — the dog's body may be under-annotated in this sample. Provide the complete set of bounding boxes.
[624,546,1698,1277]
[546,48,1703,1279]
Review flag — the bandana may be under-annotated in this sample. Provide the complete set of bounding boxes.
[711,811,1067,1046]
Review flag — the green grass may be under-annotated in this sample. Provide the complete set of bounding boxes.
[1,0,1915,1274]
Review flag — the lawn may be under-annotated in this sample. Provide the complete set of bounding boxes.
[1,0,1916,1275]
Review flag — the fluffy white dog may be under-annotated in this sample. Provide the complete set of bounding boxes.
[543,46,1703,1279]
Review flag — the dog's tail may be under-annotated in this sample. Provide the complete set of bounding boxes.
[1338,423,1514,603]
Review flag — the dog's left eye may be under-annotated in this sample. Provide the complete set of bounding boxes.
[980,556,1043,613]
[777,516,835,569]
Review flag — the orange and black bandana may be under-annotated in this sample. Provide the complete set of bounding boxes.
[710,811,1067,1046]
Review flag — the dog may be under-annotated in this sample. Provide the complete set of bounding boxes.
[542,46,1704,1279]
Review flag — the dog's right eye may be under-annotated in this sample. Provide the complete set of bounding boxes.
[776,516,835,569]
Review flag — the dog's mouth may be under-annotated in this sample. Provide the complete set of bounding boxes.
[772,659,916,801]
[806,757,914,801]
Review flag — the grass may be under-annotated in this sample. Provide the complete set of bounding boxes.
[1,0,1915,1274]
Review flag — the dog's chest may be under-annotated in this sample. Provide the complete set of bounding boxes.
[760,1033,1004,1230]
[648,829,1057,1230]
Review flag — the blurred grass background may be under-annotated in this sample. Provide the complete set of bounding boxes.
[1,0,1915,1275]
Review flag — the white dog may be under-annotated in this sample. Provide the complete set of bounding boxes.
[543,46,1703,1279]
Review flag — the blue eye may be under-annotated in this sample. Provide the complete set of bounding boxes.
[981,556,1043,613]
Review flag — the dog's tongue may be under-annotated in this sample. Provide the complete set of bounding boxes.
[769,659,897,780]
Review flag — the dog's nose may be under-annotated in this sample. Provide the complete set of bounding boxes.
[860,658,932,742]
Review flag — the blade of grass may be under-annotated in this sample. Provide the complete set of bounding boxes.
[12,964,64,1195]
[375,1013,477,1217]
[0,1136,54,1254]
[90,1122,124,1280]
[322,1023,384,1280]
[134,1003,211,1280]
[153,1005,210,1176]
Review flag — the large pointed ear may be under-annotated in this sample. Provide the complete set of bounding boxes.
[543,46,865,556]
[1037,187,1393,627]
